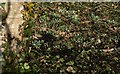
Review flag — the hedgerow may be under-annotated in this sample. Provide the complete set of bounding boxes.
[2,2,120,73]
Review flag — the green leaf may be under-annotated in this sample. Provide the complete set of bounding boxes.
[24,63,30,70]
[47,48,51,51]
[56,64,60,68]
[59,25,67,31]
[66,61,74,65]
[24,28,30,36]
[59,58,64,62]
[56,55,60,59]
[29,20,35,27]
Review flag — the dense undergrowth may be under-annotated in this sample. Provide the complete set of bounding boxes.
[2,2,120,73]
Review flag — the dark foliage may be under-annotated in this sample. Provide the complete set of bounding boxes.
[2,2,120,73]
